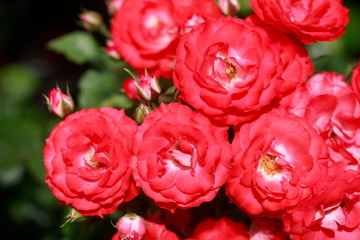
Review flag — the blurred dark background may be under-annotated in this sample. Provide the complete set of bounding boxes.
[0,0,359,239]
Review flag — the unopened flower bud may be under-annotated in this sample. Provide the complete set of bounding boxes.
[134,103,151,124]
[217,0,240,16]
[80,10,103,32]
[123,78,140,101]
[60,208,86,227]
[106,40,121,60]
[107,0,125,15]
[135,74,161,103]
[45,87,74,118]
[116,213,146,240]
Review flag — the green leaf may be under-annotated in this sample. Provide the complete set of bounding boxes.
[99,93,133,109]
[47,31,99,64]
[78,69,123,108]
[0,63,39,107]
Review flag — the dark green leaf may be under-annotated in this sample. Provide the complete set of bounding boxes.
[47,31,99,64]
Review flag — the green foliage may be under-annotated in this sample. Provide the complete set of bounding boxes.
[0,64,40,113]
[78,69,132,109]
[47,31,99,65]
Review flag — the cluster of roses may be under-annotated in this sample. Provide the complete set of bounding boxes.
[44,0,360,239]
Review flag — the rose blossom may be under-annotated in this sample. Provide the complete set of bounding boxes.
[43,108,139,217]
[131,103,232,211]
[282,162,360,240]
[226,111,328,217]
[110,0,221,78]
[173,16,313,125]
[279,72,360,166]
[352,62,360,99]
[185,217,249,240]
[250,0,349,44]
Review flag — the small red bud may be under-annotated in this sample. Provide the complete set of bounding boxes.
[116,213,146,240]
[45,87,74,118]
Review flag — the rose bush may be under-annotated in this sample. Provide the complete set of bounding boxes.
[110,0,221,78]
[173,16,313,125]
[131,102,232,211]
[250,0,349,44]
[226,111,328,217]
[43,108,139,217]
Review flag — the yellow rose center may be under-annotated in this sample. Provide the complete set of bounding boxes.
[225,60,237,80]
[259,153,283,176]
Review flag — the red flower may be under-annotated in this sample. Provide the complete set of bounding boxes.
[43,108,139,217]
[226,112,327,217]
[131,103,232,211]
[249,218,288,240]
[145,221,179,240]
[112,220,179,240]
[282,163,360,240]
[352,63,360,99]
[185,217,249,240]
[110,0,221,78]
[173,16,312,125]
[279,72,360,166]
[250,0,349,44]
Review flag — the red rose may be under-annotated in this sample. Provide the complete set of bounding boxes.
[173,16,312,125]
[226,112,327,217]
[248,218,288,240]
[185,217,249,240]
[279,72,360,166]
[250,0,349,44]
[145,221,179,240]
[352,63,360,99]
[131,103,232,211]
[282,163,360,240]
[110,0,221,78]
[43,108,139,217]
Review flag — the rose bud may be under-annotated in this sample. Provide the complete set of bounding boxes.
[60,208,86,227]
[79,10,103,32]
[123,78,140,101]
[106,40,121,60]
[217,0,240,16]
[116,213,146,240]
[112,220,179,240]
[107,0,124,15]
[45,87,74,118]
[134,103,151,124]
[134,74,161,103]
